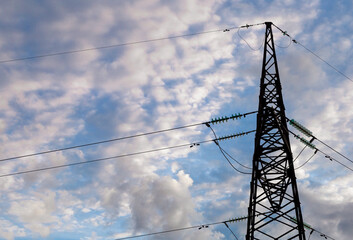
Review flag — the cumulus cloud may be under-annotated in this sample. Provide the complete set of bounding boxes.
[0,0,352,239]
[8,191,57,237]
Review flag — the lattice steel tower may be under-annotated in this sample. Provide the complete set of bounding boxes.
[246,22,306,240]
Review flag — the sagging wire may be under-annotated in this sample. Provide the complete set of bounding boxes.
[308,229,314,240]
[290,217,336,240]
[274,37,292,48]
[288,117,353,165]
[222,147,252,170]
[295,149,318,170]
[271,111,353,172]
[223,222,239,240]
[273,26,293,49]
[293,136,315,164]
[205,123,252,175]
[237,22,291,50]
[288,129,353,172]
[294,145,308,162]
[237,26,264,51]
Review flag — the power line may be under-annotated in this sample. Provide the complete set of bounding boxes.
[272,23,353,83]
[318,148,353,172]
[237,26,264,51]
[287,117,353,165]
[295,149,318,170]
[308,229,314,240]
[294,145,308,162]
[0,23,264,64]
[215,140,252,175]
[277,115,353,172]
[314,137,353,165]
[114,215,248,240]
[310,229,335,240]
[0,131,255,178]
[303,222,336,240]
[296,42,353,83]
[294,137,315,163]
[289,130,353,172]
[113,214,332,240]
[223,222,239,240]
[0,140,211,178]
[222,146,252,169]
[206,123,252,174]
[0,123,203,162]
[289,216,336,240]
[0,111,257,163]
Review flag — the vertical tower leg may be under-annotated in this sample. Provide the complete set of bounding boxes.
[246,22,306,240]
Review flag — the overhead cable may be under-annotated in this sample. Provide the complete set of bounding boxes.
[287,117,353,165]
[0,23,264,64]
[289,130,353,172]
[294,145,308,162]
[272,23,353,83]
[214,139,252,175]
[114,214,332,240]
[303,221,336,240]
[0,130,255,178]
[290,217,336,240]
[206,123,252,174]
[114,215,248,240]
[223,222,239,240]
[296,42,353,83]
[273,114,353,172]
[0,111,257,163]
[222,146,252,169]
[295,149,318,170]
[314,137,353,165]
[237,26,264,51]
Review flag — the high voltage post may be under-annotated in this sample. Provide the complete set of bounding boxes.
[246,22,306,239]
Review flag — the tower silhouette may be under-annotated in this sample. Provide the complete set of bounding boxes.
[246,22,306,239]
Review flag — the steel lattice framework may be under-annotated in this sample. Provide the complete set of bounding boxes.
[246,22,306,240]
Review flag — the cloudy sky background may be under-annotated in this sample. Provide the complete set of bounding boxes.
[0,0,352,239]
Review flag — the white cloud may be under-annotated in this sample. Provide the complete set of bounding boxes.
[8,191,57,237]
[0,219,26,240]
[0,0,352,239]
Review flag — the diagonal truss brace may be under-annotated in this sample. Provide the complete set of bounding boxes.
[245,22,306,240]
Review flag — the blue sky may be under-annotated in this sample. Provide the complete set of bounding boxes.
[0,0,353,239]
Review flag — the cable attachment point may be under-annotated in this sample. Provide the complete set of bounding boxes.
[198,225,209,230]
[294,135,316,149]
[190,143,200,148]
[209,113,244,125]
[320,234,328,239]
[232,216,247,223]
[289,119,313,137]
[217,131,248,141]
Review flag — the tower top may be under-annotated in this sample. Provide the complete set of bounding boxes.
[246,22,306,240]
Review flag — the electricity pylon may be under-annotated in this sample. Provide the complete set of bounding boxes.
[246,22,306,239]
